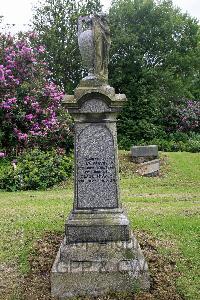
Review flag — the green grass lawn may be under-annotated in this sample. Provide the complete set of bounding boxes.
[0,151,199,299]
[121,152,200,299]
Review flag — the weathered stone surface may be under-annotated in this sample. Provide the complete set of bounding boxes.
[51,14,150,299]
[131,145,158,163]
[80,98,109,113]
[137,159,160,177]
[65,209,130,243]
[51,87,150,297]
[76,124,118,209]
[51,86,150,297]
[78,27,94,76]
[60,234,136,262]
[62,84,126,111]
[78,14,111,82]
[51,234,150,299]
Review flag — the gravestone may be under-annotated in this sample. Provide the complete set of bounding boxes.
[136,159,160,177]
[131,145,158,163]
[51,13,150,299]
[131,145,159,176]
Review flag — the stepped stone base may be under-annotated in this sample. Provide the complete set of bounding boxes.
[51,234,150,299]
[65,209,130,243]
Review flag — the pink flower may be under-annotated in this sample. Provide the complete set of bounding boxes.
[0,65,5,81]
[15,79,20,85]
[25,114,34,121]
[8,97,17,104]
[24,96,31,102]
[31,102,39,109]
[0,152,6,158]
[1,32,68,150]
[28,32,38,39]
[38,46,45,53]
[1,102,11,109]
[17,133,28,141]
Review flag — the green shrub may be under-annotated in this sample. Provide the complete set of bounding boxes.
[145,138,200,153]
[119,132,200,153]
[0,149,73,191]
[187,139,200,153]
[168,132,189,143]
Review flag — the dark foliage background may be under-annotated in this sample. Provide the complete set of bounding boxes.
[108,0,199,148]
[31,0,200,150]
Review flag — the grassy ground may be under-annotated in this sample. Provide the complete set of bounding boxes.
[0,151,199,299]
[120,151,200,299]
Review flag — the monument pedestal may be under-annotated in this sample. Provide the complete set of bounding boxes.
[65,208,130,243]
[51,234,149,299]
[51,84,150,298]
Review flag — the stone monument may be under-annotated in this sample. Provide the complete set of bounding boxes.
[51,13,150,299]
[131,145,160,176]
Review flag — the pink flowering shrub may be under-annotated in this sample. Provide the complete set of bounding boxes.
[0,32,72,154]
[164,99,200,134]
[176,100,200,132]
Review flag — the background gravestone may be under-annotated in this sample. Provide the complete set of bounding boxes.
[131,145,160,176]
[131,145,158,163]
[51,13,150,299]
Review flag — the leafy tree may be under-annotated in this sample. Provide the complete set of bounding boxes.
[31,0,199,148]
[109,0,200,147]
[32,0,102,93]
